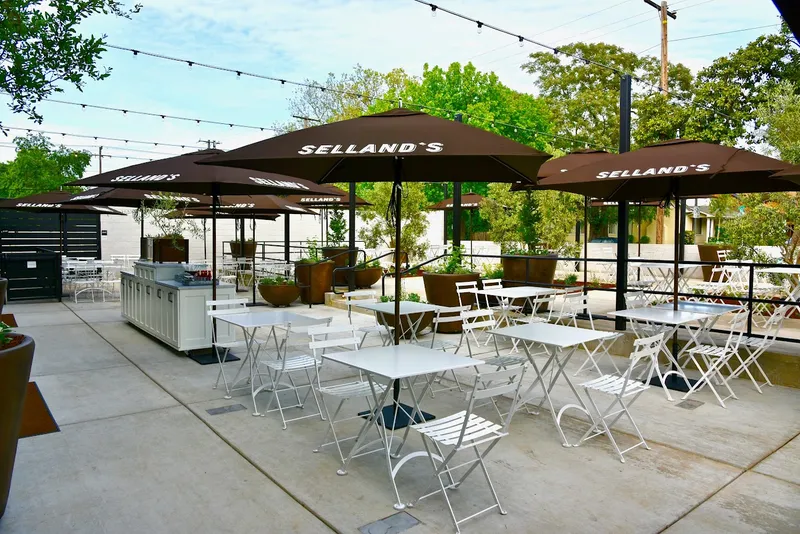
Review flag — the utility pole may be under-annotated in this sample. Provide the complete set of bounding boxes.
[98,146,103,173]
[198,139,221,149]
[644,1,676,244]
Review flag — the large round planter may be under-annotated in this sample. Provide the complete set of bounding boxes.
[295,261,334,305]
[258,284,300,307]
[501,255,557,312]
[322,247,350,286]
[0,335,35,518]
[697,245,730,282]
[0,278,7,314]
[355,267,383,289]
[380,311,433,339]
[230,242,256,259]
[423,272,481,333]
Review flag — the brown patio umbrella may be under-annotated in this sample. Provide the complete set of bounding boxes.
[770,163,800,181]
[62,187,215,208]
[537,139,793,310]
[536,140,791,201]
[0,192,125,257]
[65,149,338,317]
[199,108,550,333]
[199,107,551,427]
[511,149,617,191]
[285,184,370,208]
[428,192,487,262]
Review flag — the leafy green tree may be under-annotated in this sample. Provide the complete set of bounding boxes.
[0,0,140,125]
[756,80,800,164]
[0,133,91,198]
[325,207,347,247]
[357,181,429,261]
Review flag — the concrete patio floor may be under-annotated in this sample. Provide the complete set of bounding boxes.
[1,299,798,533]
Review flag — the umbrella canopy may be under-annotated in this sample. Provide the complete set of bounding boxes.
[536,140,791,201]
[62,187,216,208]
[511,149,616,191]
[167,208,279,221]
[197,108,551,351]
[66,149,335,196]
[771,163,800,181]
[218,195,315,216]
[428,192,486,211]
[0,192,125,215]
[199,108,550,184]
[286,184,370,208]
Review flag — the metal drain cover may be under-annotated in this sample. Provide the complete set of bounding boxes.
[359,511,419,534]
[206,404,247,415]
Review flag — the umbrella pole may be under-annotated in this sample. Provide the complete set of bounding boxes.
[583,197,588,298]
[252,217,257,306]
[393,159,402,346]
[637,202,642,257]
[672,185,680,310]
[212,185,219,303]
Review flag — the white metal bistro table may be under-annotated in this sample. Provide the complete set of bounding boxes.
[608,307,715,398]
[356,301,441,342]
[324,344,481,510]
[633,262,700,297]
[475,286,557,326]
[654,301,743,345]
[213,310,321,414]
[489,323,617,447]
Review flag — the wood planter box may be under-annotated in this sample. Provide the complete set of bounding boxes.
[322,247,350,286]
[230,241,256,258]
[153,238,189,263]
[423,272,481,333]
[355,267,383,289]
[501,254,558,286]
[258,284,300,307]
[697,245,730,282]
[295,261,334,305]
[0,335,34,518]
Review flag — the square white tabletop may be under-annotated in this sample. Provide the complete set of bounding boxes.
[323,344,480,380]
[759,266,800,275]
[214,310,316,329]
[654,302,743,316]
[474,286,556,299]
[489,323,616,348]
[635,262,698,271]
[609,307,712,324]
[356,301,440,315]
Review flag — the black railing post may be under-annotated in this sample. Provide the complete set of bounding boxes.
[747,264,755,336]
[348,182,357,292]
[453,114,463,248]
[615,73,632,330]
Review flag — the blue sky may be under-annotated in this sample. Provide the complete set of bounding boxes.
[0,0,785,174]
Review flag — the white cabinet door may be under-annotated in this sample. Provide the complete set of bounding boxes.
[152,286,164,337]
[165,290,178,345]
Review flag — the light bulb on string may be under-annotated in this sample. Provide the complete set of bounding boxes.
[431,5,437,17]
[187,61,193,70]
[236,71,241,80]
[477,22,483,34]
[518,36,524,48]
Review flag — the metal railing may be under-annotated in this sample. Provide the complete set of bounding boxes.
[332,250,391,295]
[381,252,448,296]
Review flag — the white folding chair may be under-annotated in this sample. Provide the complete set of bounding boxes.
[313,324,388,464]
[455,280,480,309]
[72,263,102,302]
[408,365,528,533]
[206,299,268,399]
[733,304,790,393]
[551,292,622,376]
[462,308,530,373]
[254,317,332,428]
[415,305,470,397]
[681,310,748,408]
[480,279,522,327]
[343,290,393,347]
[578,333,662,463]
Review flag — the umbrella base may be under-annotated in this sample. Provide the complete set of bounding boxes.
[358,403,435,430]
[648,374,698,393]
[187,348,240,366]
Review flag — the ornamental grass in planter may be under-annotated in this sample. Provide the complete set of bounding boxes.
[0,321,35,518]
[257,276,300,307]
[422,247,480,333]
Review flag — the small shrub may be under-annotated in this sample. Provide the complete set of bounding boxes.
[639,235,651,244]
[564,273,579,286]
[258,276,292,286]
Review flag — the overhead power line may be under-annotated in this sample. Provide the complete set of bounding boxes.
[0,142,153,161]
[637,24,780,54]
[418,1,735,121]
[2,125,198,149]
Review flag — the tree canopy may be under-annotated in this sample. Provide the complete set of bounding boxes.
[0,0,140,126]
[0,133,91,198]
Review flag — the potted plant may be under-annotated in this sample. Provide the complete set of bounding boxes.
[501,246,558,288]
[295,238,334,305]
[354,259,383,289]
[0,321,35,518]
[423,246,480,333]
[321,207,350,286]
[379,292,433,337]
[258,275,300,307]
[134,197,202,263]
[230,239,256,259]
[698,239,731,282]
